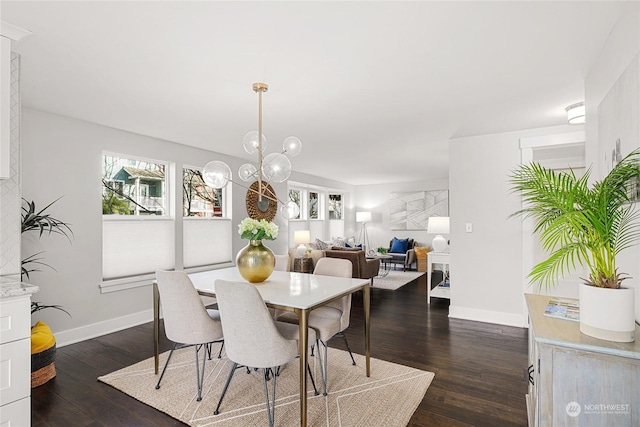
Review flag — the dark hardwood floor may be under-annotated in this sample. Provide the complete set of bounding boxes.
[31,274,529,426]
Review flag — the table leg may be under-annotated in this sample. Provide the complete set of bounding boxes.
[295,308,309,427]
[153,282,160,375]
[426,259,432,304]
[363,283,371,377]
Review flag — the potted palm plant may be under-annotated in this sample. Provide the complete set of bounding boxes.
[22,197,73,387]
[510,147,640,342]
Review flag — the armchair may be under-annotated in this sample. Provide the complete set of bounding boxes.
[387,237,417,271]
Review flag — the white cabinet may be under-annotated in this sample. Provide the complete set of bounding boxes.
[525,294,640,426]
[0,281,38,427]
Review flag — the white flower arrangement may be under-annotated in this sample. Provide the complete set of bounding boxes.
[238,217,278,241]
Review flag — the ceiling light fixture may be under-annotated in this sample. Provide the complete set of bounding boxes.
[566,102,585,124]
[202,83,301,221]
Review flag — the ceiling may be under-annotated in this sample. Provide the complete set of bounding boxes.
[1,1,626,185]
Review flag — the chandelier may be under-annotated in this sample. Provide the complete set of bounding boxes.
[202,83,301,220]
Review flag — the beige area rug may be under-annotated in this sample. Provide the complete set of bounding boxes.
[98,346,434,427]
[372,270,425,290]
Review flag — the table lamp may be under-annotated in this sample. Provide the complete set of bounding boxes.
[427,216,449,252]
[294,230,311,257]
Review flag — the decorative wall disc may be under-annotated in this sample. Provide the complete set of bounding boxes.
[246,181,277,221]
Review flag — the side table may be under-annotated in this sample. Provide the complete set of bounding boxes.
[292,257,314,273]
[427,252,450,303]
[366,253,392,278]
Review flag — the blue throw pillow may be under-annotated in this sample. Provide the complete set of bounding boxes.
[390,237,409,253]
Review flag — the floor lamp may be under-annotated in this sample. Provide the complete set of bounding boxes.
[356,211,372,253]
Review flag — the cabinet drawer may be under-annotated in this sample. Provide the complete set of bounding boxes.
[0,296,31,343]
[0,338,30,405]
[0,396,30,426]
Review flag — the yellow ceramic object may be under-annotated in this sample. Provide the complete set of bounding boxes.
[236,240,275,283]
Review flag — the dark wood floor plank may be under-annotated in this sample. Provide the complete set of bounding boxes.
[31,273,528,426]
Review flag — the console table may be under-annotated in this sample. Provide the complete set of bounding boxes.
[525,294,640,426]
[426,252,450,303]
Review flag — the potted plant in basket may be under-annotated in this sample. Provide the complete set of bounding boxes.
[22,197,73,387]
[510,147,640,342]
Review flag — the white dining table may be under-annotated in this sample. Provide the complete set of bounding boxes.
[152,267,371,427]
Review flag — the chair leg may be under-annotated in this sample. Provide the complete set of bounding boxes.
[337,332,357,366]
[206,343,212,360]
[195,343,208,402]
[262,367,277,427]
[317,340,328,396]
[307,363,319,396]
[214,362,238,415]
[155,343,177,390]
[217,341,224,358]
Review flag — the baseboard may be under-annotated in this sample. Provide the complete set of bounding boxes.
[54,309,154,348]
[449,305,527,328]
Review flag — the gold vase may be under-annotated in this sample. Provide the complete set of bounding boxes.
[236,240,275,283]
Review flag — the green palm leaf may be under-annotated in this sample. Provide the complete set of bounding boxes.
[510,147,640,290]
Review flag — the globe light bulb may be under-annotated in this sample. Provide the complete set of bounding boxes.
[280,201,300,219]
[202,161,232,189]
[238,163,257,182]
[242,131,267,155]
[262,153,291,183]
[282,136,302,157]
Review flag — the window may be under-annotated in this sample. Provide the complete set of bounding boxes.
[288,189,301,220]
[182,167,231,269]
[328,194,342,220]
[183,168,224,217]
[102,153,173,286]
[309,191,320,219]
[102,154,167,216]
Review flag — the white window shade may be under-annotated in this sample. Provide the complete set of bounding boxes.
[102,219,174,281]
[183,219,233,268]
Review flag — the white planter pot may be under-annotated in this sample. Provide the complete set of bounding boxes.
[579,283,635,342]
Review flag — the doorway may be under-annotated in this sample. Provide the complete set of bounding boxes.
[519,132,586,322]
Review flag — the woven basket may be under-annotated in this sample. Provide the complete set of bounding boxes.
[31,360,56,388]
[31,321,57,388]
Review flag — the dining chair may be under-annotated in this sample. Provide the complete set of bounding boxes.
[274,254,290,271]
[154,270,224,402]
[213,280,317,427]
[277,257,354,395]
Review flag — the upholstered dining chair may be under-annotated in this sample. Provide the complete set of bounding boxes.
[274,254,290,272]
[154,270,224,402]
[213,280,318,427]
[277,257,354,395]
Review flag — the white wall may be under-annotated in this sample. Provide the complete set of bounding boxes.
[355,179,449,251]
[585,1,640,323]
[20,108,352,345]
[449,124,579,327]
[447,2,639,328]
